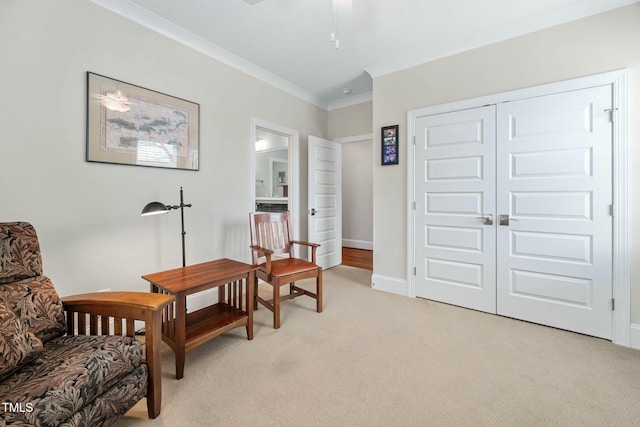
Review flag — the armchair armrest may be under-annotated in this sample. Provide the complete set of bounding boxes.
[250,244,274,256]
[250,244,274,273]
[290,240,320,248]
[62,291,173,322]
[290,240,321,264]
[61,291,174,419]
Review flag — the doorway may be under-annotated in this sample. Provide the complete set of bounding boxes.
[250,118,300,239]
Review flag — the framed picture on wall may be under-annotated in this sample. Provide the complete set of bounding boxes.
[86,72,200,170]
[381,124,399,165]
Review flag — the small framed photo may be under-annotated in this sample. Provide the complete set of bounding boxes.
[381,125,399,165]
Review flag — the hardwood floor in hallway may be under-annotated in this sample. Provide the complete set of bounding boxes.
[341,247,373,270]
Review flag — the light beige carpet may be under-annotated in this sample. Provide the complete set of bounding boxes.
[115,265,640,426]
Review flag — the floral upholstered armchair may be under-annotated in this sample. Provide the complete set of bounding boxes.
[0,222,173,426]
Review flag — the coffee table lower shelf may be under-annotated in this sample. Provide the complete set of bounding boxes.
[162,303,249,353]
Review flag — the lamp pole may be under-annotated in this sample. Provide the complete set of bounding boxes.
[179,187,190,267]
[168,187,192,267]
[141,187,192,268]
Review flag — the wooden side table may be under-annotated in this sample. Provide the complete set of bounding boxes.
[142,258,256,379]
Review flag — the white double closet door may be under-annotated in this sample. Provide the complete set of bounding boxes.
[415,85,613,339]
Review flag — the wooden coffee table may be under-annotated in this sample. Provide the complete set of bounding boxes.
[142,259,257,379]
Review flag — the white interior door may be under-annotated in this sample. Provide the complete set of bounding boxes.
[414,106,497,313]
[308,135,342,269]
[412,85,613,339]
[496,86,613,339]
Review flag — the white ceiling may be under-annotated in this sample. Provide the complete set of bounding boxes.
[93,0,638,109]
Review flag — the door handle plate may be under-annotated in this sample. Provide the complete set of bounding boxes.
[476,215,493,225]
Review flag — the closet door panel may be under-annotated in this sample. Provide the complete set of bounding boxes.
[496,85,613,339]
[415,106,497,313]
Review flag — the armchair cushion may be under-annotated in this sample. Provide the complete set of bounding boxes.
[0,300,43,380]
[0,222,43,284]
[0,275,66,343]
[0,334,147,426]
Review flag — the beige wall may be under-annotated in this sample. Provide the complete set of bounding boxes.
[342,139,374,247]
[327,102,374,248]
[372,4,640,321]
[0,0,327,297]
[328,101,373,140]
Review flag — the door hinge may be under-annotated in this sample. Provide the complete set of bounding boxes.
[413,267,417,276]
[413,201,416,211]
[604,108,618,122]
[609,204,614,217]
[612,298,615,311]
[413,135,416,145]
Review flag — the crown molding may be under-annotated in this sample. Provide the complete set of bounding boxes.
[327,91,373,111]
[90,0,327,109]
[334,134,374,144]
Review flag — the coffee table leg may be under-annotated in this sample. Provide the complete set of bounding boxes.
[175,293,186,379]
[246,273,254,340]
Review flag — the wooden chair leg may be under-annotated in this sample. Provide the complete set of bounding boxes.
[254,279,259,310]
[316,268,323,313]
[273,284,281,329]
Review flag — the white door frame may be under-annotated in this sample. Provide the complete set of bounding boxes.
[407,70,629,346]
[250,118,300,239]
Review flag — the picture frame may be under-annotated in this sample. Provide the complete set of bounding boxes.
[381,124,399,165]
[86,72,200,170]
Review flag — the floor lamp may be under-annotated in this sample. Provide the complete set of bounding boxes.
[141,187,192,267]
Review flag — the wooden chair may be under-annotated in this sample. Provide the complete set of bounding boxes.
[249,211,322,329]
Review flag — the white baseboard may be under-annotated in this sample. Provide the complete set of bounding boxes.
[343,239,373,250]
[371,274,407,297]
[630,323,640,349]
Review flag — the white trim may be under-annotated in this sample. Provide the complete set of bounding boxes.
[371,274,408,296]
[334,134,374,145]
[342,239,373,251]
[90,0,325,109]
[327,92,373,111]
[630,324,640,350]
[407,111,417,299]
[611,71,630,346]
[407,70,630,346]
[250,118,300,242]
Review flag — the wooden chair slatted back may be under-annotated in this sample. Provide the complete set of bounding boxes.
[250,211,294,264]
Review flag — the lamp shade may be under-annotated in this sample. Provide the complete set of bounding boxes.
[141,202,169,216]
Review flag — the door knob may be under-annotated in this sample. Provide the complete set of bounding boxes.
[498,214,518,226]
[309,208,317,216]
[476,215,493,225]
